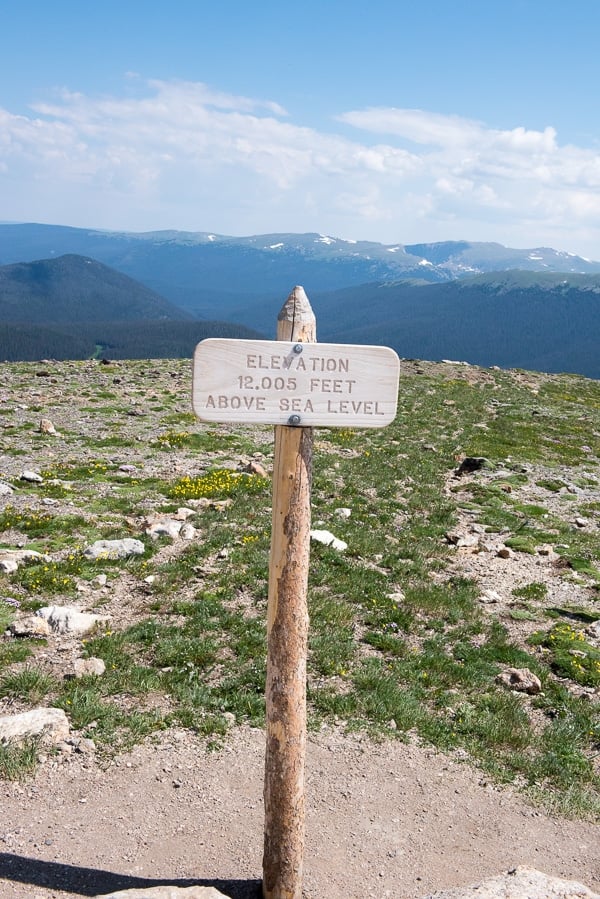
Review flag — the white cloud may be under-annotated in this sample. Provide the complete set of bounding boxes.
[1,80,600,257]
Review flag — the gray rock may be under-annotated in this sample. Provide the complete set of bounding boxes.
[446,530,480,548]
[173,507,196,520]
[0,549,50,573]
[420,865,599,898]
[37,605,111,636]
[97,888,228,899]
[84,538,145,560]
[7,615,51,637]
[179,523,197,540]
[496,667,542,695]
[585,620,600,642]
[145,518,183,541]
[0,480,13,496]
[20,469,44,483]
[0,707,70,746]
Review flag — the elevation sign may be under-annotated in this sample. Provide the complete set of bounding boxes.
[192,338,400,427]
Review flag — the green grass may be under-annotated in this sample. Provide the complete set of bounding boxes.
[0,666,57,703]
[530,623,600,686]
[0,739,40,780]
[0,359,598,815]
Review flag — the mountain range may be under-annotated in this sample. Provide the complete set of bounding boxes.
[0,222,599,377]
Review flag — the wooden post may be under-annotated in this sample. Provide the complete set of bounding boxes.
[263,286,316,899]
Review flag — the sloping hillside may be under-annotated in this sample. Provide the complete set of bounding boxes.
[304,274,600,379]
[0,254,193,323]
[0,255,264,360]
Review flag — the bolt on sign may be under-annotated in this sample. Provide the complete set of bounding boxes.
[192,338,400,427]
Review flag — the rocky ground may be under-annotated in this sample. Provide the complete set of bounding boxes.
[0,357,598,898]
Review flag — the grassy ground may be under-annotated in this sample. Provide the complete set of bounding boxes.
[0,358,599,817]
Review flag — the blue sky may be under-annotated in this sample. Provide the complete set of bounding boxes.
[2,1,600,257]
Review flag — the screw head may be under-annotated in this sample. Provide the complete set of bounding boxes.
[293,344,303,354]
[288,414,302,426]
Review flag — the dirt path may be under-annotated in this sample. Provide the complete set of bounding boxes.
[1,726,598,899]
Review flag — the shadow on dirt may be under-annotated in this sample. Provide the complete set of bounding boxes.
[0,853,263,897]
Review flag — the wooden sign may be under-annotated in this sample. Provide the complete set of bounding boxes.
[192,338,400,428]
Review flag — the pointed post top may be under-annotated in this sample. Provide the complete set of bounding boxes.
[277,286,317,343]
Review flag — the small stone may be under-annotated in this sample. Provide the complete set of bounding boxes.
[585,620,600,642]
[497,547,514,559]
[310,529,348,552]
[94,574,108,587]
[242,460,269,478]
[446,530,479,548]
[334,507,352,519]
[387,590,405,604]
[145,518,182,541]
[479,589,502,604]
[173,508,196,521]
[217,548,229,560]
[455,457,490,476]
[574,517,588,528]
[144,575,156,584]
[73,657,106,678]
[496,667,542,695]
[118,464,137,473]
[180,523,197,540]
[0,481,13,496]
[39,418,59,436]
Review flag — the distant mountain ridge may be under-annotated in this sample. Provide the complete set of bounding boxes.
[1,224,599,376]
[1,223,599,322]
